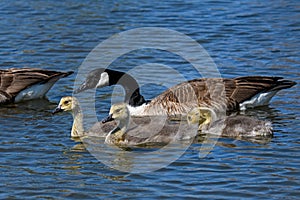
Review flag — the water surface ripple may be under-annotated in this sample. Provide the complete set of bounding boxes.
[0,0,299,199]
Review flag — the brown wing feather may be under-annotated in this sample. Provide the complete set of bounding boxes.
[229,76,295,103]
[0,68,73,103]
[146,76,296,114]
[146,78,230,115]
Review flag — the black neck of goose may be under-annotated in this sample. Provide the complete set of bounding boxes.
[107,69,146,107]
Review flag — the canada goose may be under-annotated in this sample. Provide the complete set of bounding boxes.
[0,68,73,104]
[187,107,273,138]
[52,96,116,138]
[102,103,198,147]
[74,68,296,116]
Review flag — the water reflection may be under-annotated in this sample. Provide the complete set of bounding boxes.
[81,136,195,173]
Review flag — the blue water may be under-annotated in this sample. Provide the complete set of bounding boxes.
[0,0,299,199]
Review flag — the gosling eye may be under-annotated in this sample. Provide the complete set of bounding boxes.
[63,100,70,105]
[115,108,122,113]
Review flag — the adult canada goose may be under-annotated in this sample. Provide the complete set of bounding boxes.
[52,96,116,138]
[74,68,296,116]
[0,68,73,104]
[187,107,273,138]
[102,103,197,147]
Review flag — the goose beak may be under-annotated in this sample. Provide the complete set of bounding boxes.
[74,81,89,94]
[102,114,114,123]
[52,106,63,114]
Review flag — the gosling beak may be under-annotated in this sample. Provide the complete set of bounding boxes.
[52,106,63,114]
[102,114,114,123]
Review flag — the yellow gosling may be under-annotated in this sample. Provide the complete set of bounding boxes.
[53,96,115,138]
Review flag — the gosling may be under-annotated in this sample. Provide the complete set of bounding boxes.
[53,96,116,138]
[102,103,198,147]
[187,107,273,138]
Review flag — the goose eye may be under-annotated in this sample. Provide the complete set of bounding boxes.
[64,100,69,105]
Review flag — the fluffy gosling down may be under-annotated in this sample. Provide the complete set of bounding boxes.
[102,103,198,147]
[187,107,273,138]
[53,96,272,145]
[52,96,186,141]
[53,96,116,138]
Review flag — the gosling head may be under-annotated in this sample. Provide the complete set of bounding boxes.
[187,107,216,129]
[102,103,129,123]
[52,96,79,114]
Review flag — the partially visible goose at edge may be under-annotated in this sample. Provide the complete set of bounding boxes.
[74,68,296,116]
[102,103,198,147]
[187,107,273,138]
[0,68,73,104]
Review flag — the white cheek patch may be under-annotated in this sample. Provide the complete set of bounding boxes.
[96,72,109,88]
